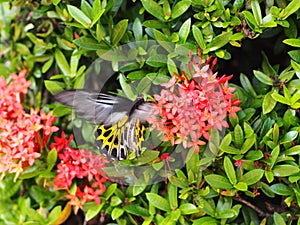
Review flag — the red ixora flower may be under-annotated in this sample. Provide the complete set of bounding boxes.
[148,51,241,153]
[52,132,108,214]
[0,70,58,181]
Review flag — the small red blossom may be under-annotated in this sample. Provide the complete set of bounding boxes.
[148,51,241,153]
[0,70,58,181]
[52,133,108,214]
[234,159,243,168]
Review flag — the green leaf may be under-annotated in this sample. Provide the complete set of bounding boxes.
[193,216,219,225]
[270,184,294,196]
[224,156,237,185]
[119,73,136,101]
[133,18,143,41]
[146,54,167,67]
[272,92,289,105]
[234,182,248,191]
[146,193,171,212]
[283,145,300,155]
[273,165,300,177]
[168,183,178,209]
[55,49,70,76]
[251,0,262,25]
[112,19,128,47]
[179,203,199,215]
[91,0,104,26]
[242,169,264,185]
[205,32,232,53]
[44,80,65,95]
[253,70,273,85]
[273,212,286,225]
[279,0,300,20]
[280,131,298,144]
[124,204,150,217]
[47,149,57,171]
[192,25,206,49]
[240,73,257,97]
[233,124,244,148]
[263,91,277,114]
[178,18,191,44]
[85,202,105,221]
[241,134,255,154]
[67,5,91,28]
[104,183,118,200]
[111,207,124,220]
[133,177,147,196]
[74,37,109,50]
[167,58,178,76]
[141,0,165,21]
[171,0,191,20]
[283,38,300,47]
[205,174,233,189]
[288,50,300,63]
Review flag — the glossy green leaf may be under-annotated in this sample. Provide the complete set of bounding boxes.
[85,202,105,221]
[112,19,128,47]
[242,169,264,185]
[141,0,165,21]
[273,212,286,225]
[67,5,91,28]
[284,145,300,155]
[224,156,237,185]
[146,54,167,67]
[168,183,178,209]
[233,124,244,148]
[253,70,273,85]
[179,203,199,215]
[111,207,124,220]
[280,131,298,144]
[171,0,191,20]
[124,204,150,217]
[234,182,248,191]
[192,25,206,49]
[241,134,255,154]
[193,216,219,225]
[55,49,70,76]
[273,165,300,177]
[146,193,171,212]
[44,80,65,95]
[279,0,300,20]
[205,174,233,189]
[288,50,300,63]
[263,91,277,114]
[240,73,257,97]
[119,73,136,101]
[104,183,117,200]
[251,0,262,25]
[270,183,294,196]
[206,32,232,53]
[46,149,57,171]
[178,18,191,44]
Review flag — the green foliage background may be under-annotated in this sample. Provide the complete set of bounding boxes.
[1,0,300,224]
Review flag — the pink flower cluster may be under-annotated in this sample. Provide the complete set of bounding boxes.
[0,70,58,180]
[51,132,108,214]
[148,53,241,153]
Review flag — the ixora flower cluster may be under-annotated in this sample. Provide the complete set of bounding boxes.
[51,132,108,214]
[0,70,58,180]
[0,70,108,214]
[148,53,242,153]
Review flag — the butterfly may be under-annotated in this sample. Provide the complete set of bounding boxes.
[54,90,153,160]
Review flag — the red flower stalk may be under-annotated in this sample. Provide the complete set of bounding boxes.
[0,70,58,181]
[148,52,241,153]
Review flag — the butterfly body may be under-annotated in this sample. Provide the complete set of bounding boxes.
[55,90,151,160]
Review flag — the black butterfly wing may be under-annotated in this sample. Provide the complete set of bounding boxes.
[55,90,152,160]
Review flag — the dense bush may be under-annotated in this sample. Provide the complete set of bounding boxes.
[1,0,300,224]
